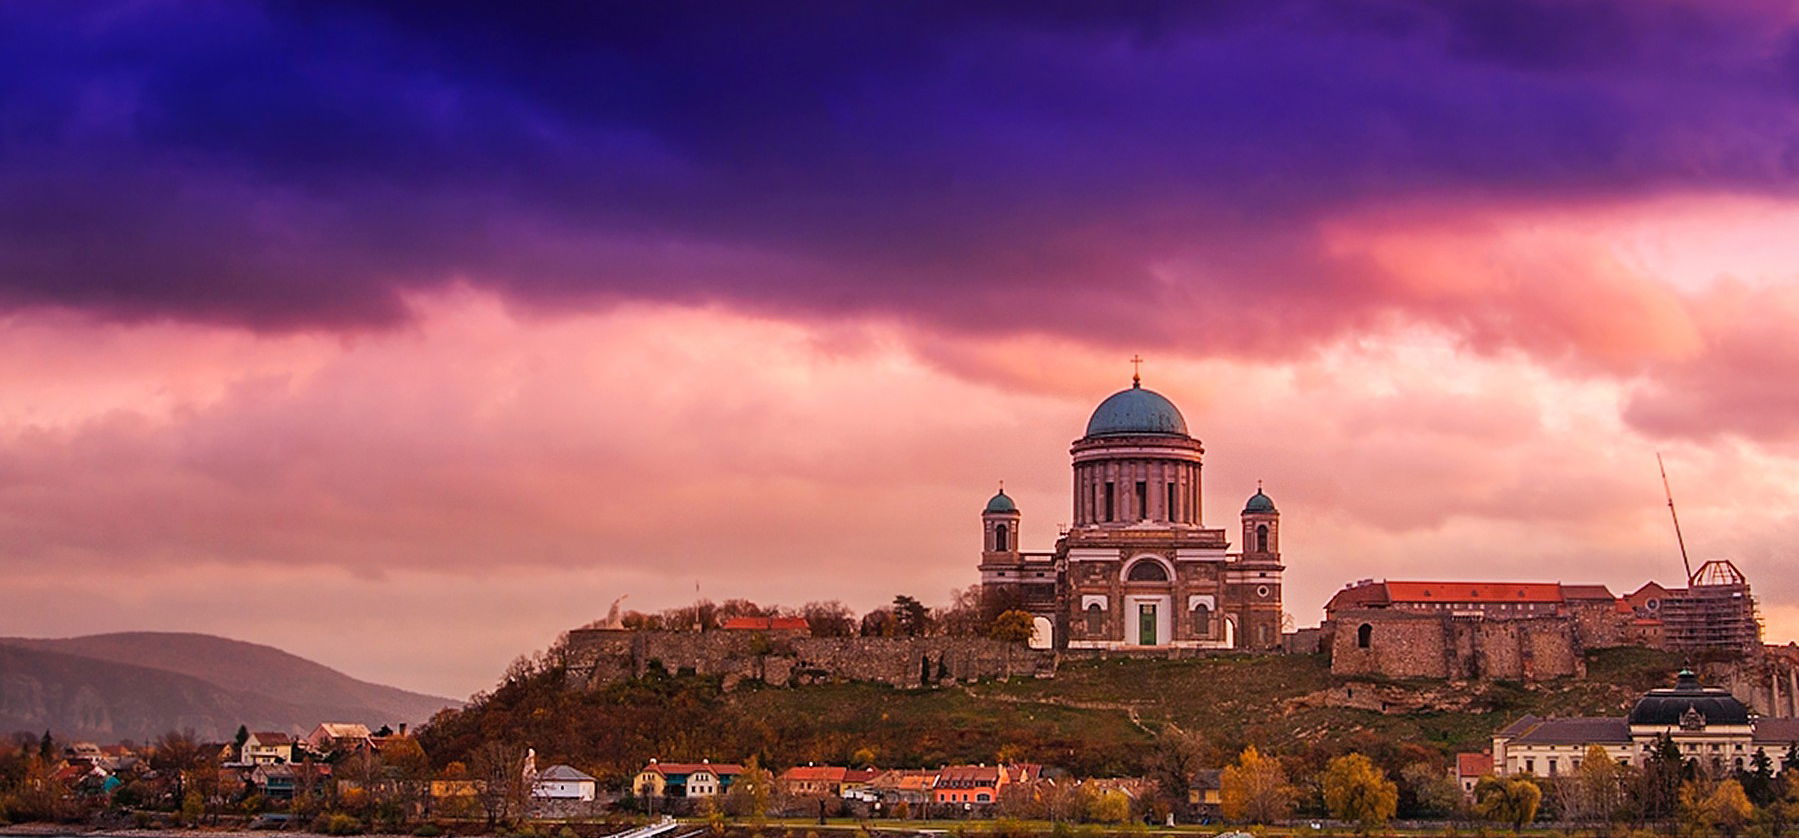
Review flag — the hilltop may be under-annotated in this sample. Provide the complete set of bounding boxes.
[419,645,1685,783]
[0,632,460,742]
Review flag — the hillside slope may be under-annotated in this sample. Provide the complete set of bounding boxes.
[0,632,460,742]
[419,647,1687,784]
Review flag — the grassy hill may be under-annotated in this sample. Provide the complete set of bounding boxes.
[420,646,1685,784]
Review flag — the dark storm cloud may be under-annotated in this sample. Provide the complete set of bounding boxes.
[1,0,1796,338]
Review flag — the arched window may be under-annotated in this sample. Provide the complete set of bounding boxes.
[1357,623,1373,649]
[1126,560,1168,582]
[994,523,1009,552]
[1191,604,1211,636]
[1085,603,1104,635]
[1256,524,1269,553]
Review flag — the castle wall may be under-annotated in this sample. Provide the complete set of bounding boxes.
[1327,611,1582,681]
[565,629,1056,690]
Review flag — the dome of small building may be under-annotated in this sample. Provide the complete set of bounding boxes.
[1627,669,1750,727]
[1085,382,1189,437]
[984,489,1017,514]
[1244,489,1277,514]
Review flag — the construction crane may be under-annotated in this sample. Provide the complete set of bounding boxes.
[1657,452,1694,583]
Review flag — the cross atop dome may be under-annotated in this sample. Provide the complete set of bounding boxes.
[1130,354,1143,387]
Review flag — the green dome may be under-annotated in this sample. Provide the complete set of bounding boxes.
[1243,489,1276,514]
[984,489,1017,514]
[1085,382,1189,437]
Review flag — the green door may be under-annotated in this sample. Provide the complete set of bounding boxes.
[1138,604,1157,645]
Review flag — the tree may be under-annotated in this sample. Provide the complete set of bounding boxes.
[235,725,250,751]
[1474,775,1542,832]
[1561,745,1623,827]
[468,741,528,825]
[1087,789,1131,824]
[990,610,1037,643]
[1322,753,1398,833]
[38,730,53,761]
[1399,762,1460,819]
[801,601,855,637]
[1220,745,1294,824]
[1638,731,1684,820]
[892,595,931,636]
[1746,747,1776,806]
[1695,779,1753,838]
[726,755,774,823]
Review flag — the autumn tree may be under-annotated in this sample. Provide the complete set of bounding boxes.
[1088,789,1131,824]
[1559,745,1623,827]
[1474,775,1542,832]
[990,610,1037,643]
[1221,745,1294,824]
[801,601,855,637]
[725,755,774,824]
[1322,753,1398,833]
[1147,725,1211,817]
[1686,778,1753,838]
[1399,761,1460,819]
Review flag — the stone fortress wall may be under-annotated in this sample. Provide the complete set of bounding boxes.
[1326,610,1584,681]
[564,628,1057,690]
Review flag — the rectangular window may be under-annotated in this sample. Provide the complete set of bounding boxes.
[1105,482,1115,522]
[1167,483,1177,522]
[1135,481,1147,520]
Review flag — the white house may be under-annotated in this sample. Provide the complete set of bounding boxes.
[534,764,598,801]
[242,731,294,765]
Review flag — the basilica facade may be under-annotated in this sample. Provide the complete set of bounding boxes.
[978,374,1285,652]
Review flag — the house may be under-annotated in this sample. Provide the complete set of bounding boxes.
[243,732,295,765]
[1455,753,1492,799]
[865,769,937,807]
[534,765,598,801]
[779,764,847,797]
[932,765,1004,805]
[838,768,880,800]
[250,764,299,800]
[633,759,743,799]
[1493,670,1799,779]
[306,723,373,755]
[1188,769,1222,812]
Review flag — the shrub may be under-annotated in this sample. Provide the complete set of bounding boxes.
[560,827,579,838]
[414,824,445,837]
[311,812,364,835]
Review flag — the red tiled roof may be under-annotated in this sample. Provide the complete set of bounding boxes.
[1384,582,1563,603]
[719,616,810,631]
[843,768,880,783]
[644,762,744,776]
[1326,583,1390,611]
[1560,584,1616,601]
[250,732,293,745]
[1456,752,1493,778]
[781,765,847,782]
[936,765,1001,786]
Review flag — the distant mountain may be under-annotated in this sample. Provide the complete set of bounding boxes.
[0,632,460,743]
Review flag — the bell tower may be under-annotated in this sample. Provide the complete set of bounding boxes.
[1241,482,1279,560]
[982,485,1021,558]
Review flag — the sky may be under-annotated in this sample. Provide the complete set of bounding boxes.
[5,0,1799,698]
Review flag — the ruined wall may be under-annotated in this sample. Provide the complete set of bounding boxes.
[565,629,1056,690]
[1327,611,1582,681]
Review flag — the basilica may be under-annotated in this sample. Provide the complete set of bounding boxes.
[978,372,1285,652]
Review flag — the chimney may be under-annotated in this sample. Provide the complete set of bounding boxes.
[398,723,407,737]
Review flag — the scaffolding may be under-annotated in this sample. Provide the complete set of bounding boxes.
[1658,559,1763,654]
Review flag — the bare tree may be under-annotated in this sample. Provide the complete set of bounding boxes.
[469,741,530,825]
